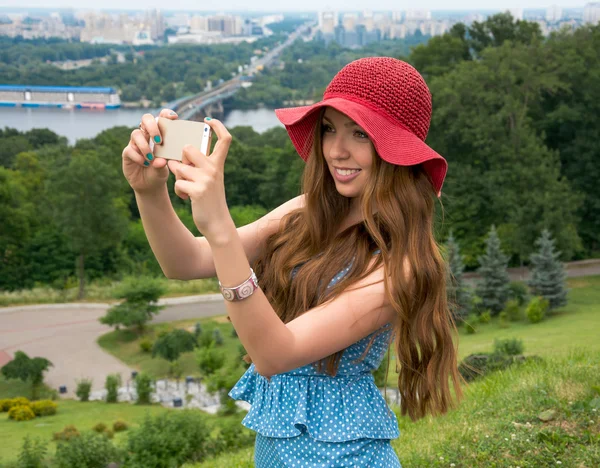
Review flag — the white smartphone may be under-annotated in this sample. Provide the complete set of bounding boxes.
[151,118,212,161]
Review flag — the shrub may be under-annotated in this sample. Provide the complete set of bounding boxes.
[105,373,122,403]
[0,398,13,412]
[230,326,238,338]
[198,329,215,348]
[2,397,30,412]
[113,420,128,432]
[135,372,153,405]
[503,299,522,322]
[17,435,47,468]
[53,425,80,442]
[494,337,525,356]
[75,378,93,402]
[104,429,114,439]
[139,338,153,353]
[213,328,224,346]
[526,296,549,324]
[498,311,510,328]
[478,310,491,324]
[124,411,210,467]
[54,431,122,468]
[508,281,529,305]
[196,343,226,377]
[92,422,107,433]
[458,352,518,382]
[8,405,36,421]
[464,314,477,334]
[30,399,58,416]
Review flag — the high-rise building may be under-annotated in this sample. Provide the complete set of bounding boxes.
[546,5,562,22]
[405,9,431,21]
[583,2,600,24]
[319,11,337,34]
[342,13,358,31]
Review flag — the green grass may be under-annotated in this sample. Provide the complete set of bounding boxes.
[0,400,170,464]
[188,349,600,467]
[0,276,220,307]
[0,399,246,465]
[97,316,242,379]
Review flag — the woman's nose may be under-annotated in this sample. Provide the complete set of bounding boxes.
[328,135,350,160]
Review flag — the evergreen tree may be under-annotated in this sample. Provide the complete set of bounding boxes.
[445,231,471,319]
[528,229,568,310]
[476,225,511,315]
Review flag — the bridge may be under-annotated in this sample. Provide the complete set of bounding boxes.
[167,22,314,121]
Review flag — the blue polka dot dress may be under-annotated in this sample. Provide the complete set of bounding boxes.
[228,250,402,467]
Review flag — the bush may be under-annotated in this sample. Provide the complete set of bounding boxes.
[139,338,153,353]
[54,431,122,468]
[196,343,226,377]
[30,399,58,416]
[478,310,491,324]
[458,352,521,382]
[464,314,477,334]
[213,328,224,346]
[53,425,80,442]
[75,378,93,402]
[104,429,114,439]
[498,311,510,328]
[494,337,525,355]
[526,296,549,324]
[8,404,36,421]
[17,435,47,468]
[124,411,210,467]
[503,298,522,322]
[230,326,238,338]
[198,329,215,348]
[105,373,122,403]
[0,398,12,412]
[508,281,529,305]
[1,397,30,412]
[135,372,153,404]
[113,419,128,432]
[92,422,107,433]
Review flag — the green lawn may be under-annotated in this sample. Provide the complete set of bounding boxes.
[97,316,242,379]
[190,349,600,467]
[0,398,246,465]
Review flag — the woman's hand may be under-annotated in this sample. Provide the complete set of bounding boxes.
[121,108,178,195]
[167,118,234,241]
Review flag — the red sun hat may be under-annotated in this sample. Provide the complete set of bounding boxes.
[274,57,447,196]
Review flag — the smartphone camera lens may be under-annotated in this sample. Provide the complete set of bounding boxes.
[204,128,208,132]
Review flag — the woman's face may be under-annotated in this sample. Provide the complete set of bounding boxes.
[321,107,375,203]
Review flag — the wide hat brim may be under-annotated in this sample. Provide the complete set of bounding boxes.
[275,97,447,196]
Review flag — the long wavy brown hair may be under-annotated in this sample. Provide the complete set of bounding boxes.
[244,108,464,421]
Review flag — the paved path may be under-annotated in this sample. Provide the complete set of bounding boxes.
[0,295,226,398]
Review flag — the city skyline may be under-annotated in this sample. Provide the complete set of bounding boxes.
[0,1,592,12]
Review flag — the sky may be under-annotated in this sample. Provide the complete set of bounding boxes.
[0,1,589,12]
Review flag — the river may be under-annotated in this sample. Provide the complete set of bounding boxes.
[0,106,283,144]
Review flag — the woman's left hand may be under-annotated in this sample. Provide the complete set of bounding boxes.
[167,117,233,241]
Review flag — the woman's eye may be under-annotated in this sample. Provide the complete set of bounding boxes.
[321,124,334,133]
[354,130,368,139]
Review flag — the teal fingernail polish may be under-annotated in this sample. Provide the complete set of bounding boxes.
[147,153,153,160]
[154,135,161,143]
[144,161,150,167]
[205,117,212,121]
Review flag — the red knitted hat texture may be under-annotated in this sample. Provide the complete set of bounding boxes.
[275,57,447,196]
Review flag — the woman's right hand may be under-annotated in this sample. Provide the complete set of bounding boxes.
[122,108,178,195]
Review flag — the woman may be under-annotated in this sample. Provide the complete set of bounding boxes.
[122,57,464,467]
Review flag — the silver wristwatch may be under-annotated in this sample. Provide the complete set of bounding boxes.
[219,268,259,302]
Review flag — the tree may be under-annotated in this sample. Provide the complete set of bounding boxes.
[152,329,197,376]
[445,231,471,319]
[99,276,166,332]
[528,229,568,310]
[1,351,53,400]
[476,226,511,316]
[47,150,129,298]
